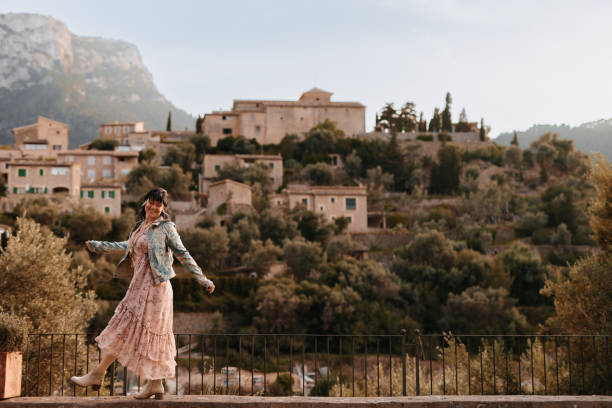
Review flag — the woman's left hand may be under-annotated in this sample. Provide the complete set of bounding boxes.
[204,280,215,294]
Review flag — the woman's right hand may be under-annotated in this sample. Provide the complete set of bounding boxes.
[85,241,94,252]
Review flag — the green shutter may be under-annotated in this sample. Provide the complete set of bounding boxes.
[104,206,110,214]
[101,191,105,198]
[13,187,17,194]
[44,187,48,193]
[88,190,94,198]
[39,169,44,176]
[18,169,26,177]
[80,190,83,198]
[110,191,115,198]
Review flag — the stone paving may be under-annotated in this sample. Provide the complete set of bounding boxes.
[1,395,612,408]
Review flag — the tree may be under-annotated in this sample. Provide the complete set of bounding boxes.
[378,103,397,132]
[344,151,362,179]
[259,208,298,246]
[163,142,196,173]
[429,144,462,195]
[499,243,548,306]
[283,238,323,281]
[195,115,203,134]
[418,112,427,132]
[253,278,302,332]
[428,108,441,132]
[166,111,172,131]
[504,145,523,171]
[455,108,471,132]
[302,119,343,158]
[180,226,229,271]
[479,118,486,141]
[189,134,210,163]
[511,131,519,146]
[394,229,456,269]
[138,148,156,163]
[439,286,528,334]
[589,157,612,250]
[88,138,119,150]
[304,162,334,185]
[64,204,112,244]
[397,102,417,132]
[0,217,97,392]
[242,239,283,276]
[441,92,453,132]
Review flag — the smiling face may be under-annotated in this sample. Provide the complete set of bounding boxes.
[144,199,164,220]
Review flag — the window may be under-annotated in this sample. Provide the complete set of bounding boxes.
[105,127,111,134]
[87,190,94,198]
[123,126,129,133]
[269,162,274,169]
[121,169,130,176]
[222,128,232,135]
[346,198,357,210]
[320,205,324,211]
[80,190,83,198]
[101,191,106,198]
[39,169,44,176]
[331,197,335,203]
[18,169,26,177]
[51,167,68,175]
[52,145,62,150]
[104,156,111,165]
[88,170,95,179]
[215,165,220,171]
[332,156,338,166]
[347,216,352,223]
[66,155,73,162]
[25,144,47,150]
[115,127,120,135]
[104,206,110,214]
[301,198,308,205]
[13,187,17,194]
[255,125,261,132]
[88,156,95,165]
[103,170,111,178]
[109,191,115,198]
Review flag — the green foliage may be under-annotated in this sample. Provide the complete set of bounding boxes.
[216,135,261,154]
[88,138,119,150]
[126,163,192,200]
[441,92,453,132]
[333,216,350,234]
[181,226,229,271]
[394,230,456,269]
[428,107,441,132]
[65,204,112,243]
[462,145,504,166]
[163,142,196,173]
[138,148,156,163]
[304,162,334,185]
[326,234,360,261]
[166,111,172,131]
[499,243,548,306]
[479,118,486,141]
[291,207,332,243]
[343,152,362,178]
[540,184,580,232]
[589,157,612,250]
[258,209,298,246]
[455,108,471,132]
[283,238,322,281]
[416,134,434,141]
[241,239,282,276]
[189,134,210,163]
[439,286,528,334]
[515,211,548,237]
[430,144,462,195]
[268,373,294,396]
[108,207,137,241]
[437,132,452,142]
[0,312,31,352]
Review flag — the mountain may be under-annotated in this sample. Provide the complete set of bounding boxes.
[0,13,195,147]
[495,120,612,159]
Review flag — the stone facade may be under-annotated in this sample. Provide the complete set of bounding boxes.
[11,116,69,159]
[99,121,145,143]
[207,179,252,216]
[202,88,365,146]
[79,183,122,217]
[200,154,283,194]
[57,149,138,183]
[7,161,80,198]
[272,184,368,232]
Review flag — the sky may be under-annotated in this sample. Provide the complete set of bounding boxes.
[2,0,612,137]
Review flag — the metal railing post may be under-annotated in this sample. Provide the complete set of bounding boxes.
[414,329,420,396]
[401,329,406,396]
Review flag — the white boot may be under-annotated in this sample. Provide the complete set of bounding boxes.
[133,379,164,400]
[70,369,105,391]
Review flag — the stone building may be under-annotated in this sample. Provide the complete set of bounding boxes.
[207,179,253,218]
[202,88,365,146]
[0,149,22,178]
[11,116,69,158]
[79,183,122,217]
[57,149,138,182]
[7,161,80,198]
[272,184,368,233]
[99,121,145,144]
[199,154,283,194]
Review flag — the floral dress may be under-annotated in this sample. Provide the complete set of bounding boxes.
[95,222,176,380]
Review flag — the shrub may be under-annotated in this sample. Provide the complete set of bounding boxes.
[0,312,30,352]
[531,229,552,245]
[416,134,433,142]
[437,132,452,142]
[268,373,294,396]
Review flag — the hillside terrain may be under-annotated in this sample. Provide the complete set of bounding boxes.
[0,13,194,147]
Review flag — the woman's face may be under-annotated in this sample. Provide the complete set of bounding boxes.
[145,199,164,220]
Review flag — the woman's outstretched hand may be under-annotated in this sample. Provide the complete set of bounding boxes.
[204,279,215,294]
[85,241,94,252]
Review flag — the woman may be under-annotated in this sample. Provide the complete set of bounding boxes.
[70,188,214,399]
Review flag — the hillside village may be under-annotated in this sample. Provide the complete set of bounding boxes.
[0,88,596,340]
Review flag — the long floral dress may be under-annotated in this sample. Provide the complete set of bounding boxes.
[95,223,176,380]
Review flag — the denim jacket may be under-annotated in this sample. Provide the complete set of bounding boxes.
[89,218,211,287]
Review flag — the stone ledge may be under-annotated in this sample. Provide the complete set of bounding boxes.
[1,396,612,408]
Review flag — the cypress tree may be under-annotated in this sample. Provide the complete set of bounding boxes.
[428,108,441,132]
[195,115,203,134]
[418,112,427,132]
[166,111,172,131]
[511,131,519,146]
[441,92,453,132]
[479,118,486,141]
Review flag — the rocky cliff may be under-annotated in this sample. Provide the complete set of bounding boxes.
[0,13,195,147]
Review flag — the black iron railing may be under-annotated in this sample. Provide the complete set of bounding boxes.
[21,331,611,397]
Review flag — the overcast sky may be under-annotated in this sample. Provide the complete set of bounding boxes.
[2,0,611,136]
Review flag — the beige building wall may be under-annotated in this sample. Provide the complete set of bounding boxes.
[7,162,80,199]
[207,179,252,214]
[58,150,138,182]
[0,149,23,177]
[80,184,122,217]
[199,154,283,194]
[274,185,367,232]
[100,121,145,142]
[202,89,365,146]
[12,116,69,159]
